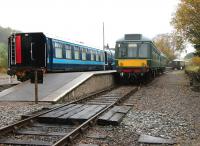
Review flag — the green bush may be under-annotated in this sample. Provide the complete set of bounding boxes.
[0,43,8,69]
[185,65,200,74]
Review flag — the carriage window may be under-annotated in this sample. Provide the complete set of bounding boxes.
[74,46,80,60]
[155,53,158,62]
[65,45,72,59]
[99,53,101,61]
[96,52,99,61]
[152,52,156,62]
[82,48,87,60]
[139,43,149,58]
[91,50,95,61]
[55,42,63,58]
[128,43,137,57]
[100,52,104,62]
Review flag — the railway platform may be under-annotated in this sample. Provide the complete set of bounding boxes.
[0,74,20,86]
[0,70,116,102]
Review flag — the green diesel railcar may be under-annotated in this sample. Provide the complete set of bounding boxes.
[115,34,167,81]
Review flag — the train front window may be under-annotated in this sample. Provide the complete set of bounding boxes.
[118,44,127,58]
[139,43,149,58]
[128,43,137,57]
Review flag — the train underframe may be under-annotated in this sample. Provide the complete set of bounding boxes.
[8,64,111,82]
[7,67,46,82]
[117,67,165,84]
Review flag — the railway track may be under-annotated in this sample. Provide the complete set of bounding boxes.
[0,86,137,146]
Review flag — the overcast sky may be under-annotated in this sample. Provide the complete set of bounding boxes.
[1,0,182,49]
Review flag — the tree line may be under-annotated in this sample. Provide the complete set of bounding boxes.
[154,0,200,61]
[0,26,20,71]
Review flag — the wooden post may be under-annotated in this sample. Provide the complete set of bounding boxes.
[103,22,105,70]
[34,70,38,104]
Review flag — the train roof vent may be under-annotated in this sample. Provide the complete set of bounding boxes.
[125,34,142,40]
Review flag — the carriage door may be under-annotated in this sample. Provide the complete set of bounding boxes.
[28,33,46,68]
[105,52,108,65]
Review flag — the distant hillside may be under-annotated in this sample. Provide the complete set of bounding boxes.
[0,26,20,45]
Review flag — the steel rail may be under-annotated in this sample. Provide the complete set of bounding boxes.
[53,87,138,146]
[0,86,115,136]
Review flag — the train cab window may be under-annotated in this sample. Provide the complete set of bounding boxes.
[91,50,95,61]
[118,44,127,58]
[128,43,137,57]
[55,42,63,58]
[139,43,149,58]
[82,48,87,60]
[65,45,72,59]
[74,46,80,60]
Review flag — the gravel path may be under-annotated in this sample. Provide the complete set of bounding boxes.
[122,71,200,145]
[75,71,200,146]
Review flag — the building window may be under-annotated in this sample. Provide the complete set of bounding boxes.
[55,42,63,58]
[82,48,87,60]
[74,46,80,60]
[65,45,72,59]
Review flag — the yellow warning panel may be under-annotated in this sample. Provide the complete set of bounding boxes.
[118,59,147,67]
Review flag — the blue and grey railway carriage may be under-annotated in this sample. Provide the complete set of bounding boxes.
[8,32,114,81]
[115,34,167,82]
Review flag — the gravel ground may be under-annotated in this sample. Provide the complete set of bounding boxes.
[75,70,200,146]
[0,74,50,129]
[0,102,50,128]
[0,71,199,145]
[127,70,200,145]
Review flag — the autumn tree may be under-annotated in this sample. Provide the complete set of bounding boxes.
[153,33,185,61]
[171,0,200,55]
